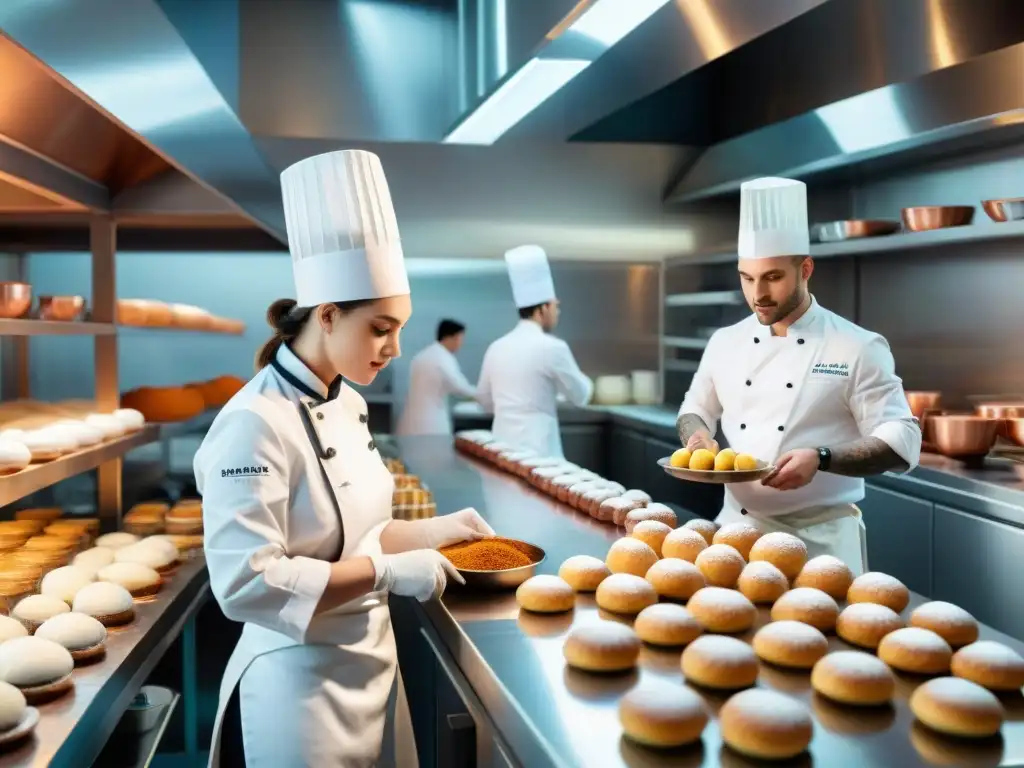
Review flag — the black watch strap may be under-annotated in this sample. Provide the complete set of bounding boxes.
[817,447,832,472]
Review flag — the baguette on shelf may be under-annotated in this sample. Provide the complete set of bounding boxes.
[116,299,245,334]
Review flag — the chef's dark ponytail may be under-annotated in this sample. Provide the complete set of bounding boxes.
[254,297,377,372]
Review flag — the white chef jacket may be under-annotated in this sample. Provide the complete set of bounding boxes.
[395,341,476,436]
[679,297,921,517]
[477,320,593,457]
[194,343,403,767]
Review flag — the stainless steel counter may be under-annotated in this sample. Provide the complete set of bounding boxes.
[398,436,1024,768]
[0,557,210,768]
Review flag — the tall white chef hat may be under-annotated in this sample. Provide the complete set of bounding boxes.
[280,149,410,307]
[737,177,810,260]
[505,245,556,308]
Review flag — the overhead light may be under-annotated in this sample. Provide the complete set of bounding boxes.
[443,58,589,145]
[570,0,674,48]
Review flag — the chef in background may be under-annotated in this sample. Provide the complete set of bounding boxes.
[396,318,476,436]
[676,177,921,575]
[477,245,593,457]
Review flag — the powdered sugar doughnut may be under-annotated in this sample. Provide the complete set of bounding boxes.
[113,408,146,431]
[681,635,758,690]
[748,532,807,580]
[847,572,910,613]
[54,420,104,447]
[951,641,1024,691]
[606,537,658,577]
[719,689,812,760]
[811,650,895,705]
[737,561,789,605]
[550,473,591,503]
[660,528,707,563]
[878,627,953,675]
[516,575,575,613]
[581,488,619,518]
[631,520,672,556]
[836,602,904,649]
[85,413,126,438]
[694,544,745,588]
[0,440,30,475]
[620,489,651,506]
[910,601,979,648]
[645,558,704,601]
[595,573,658,615]
[563,621,640,672]
[597,496,641,525]
[771,587,840,632]
[910,677,1005,738]
[634,603,702,647]
[22,429,75,461]
[619,681,708,748]
[687,587,756,634]
[623,503,677,532]
[558,555,610,592]
[794,555,855,600]
[682,518,718,545]
[753,620,828,669]
[712,522,762,559]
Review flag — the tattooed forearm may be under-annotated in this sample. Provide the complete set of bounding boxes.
[676,413,711,444]
[827,437,908,477]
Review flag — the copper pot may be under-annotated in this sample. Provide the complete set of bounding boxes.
[38,295,85,321]
[974,402,1024,439]
[930,415,999,458]
[0,282,32,319]
[906,391,941,420]
[901,206,975,232]
[1006,418,1024,448]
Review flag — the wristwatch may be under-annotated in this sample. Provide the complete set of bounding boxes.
[817,447,832,472]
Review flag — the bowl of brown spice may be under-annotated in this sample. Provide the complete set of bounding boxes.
[438,537,546,589]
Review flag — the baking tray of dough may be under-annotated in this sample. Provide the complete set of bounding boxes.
[658,456,775,484]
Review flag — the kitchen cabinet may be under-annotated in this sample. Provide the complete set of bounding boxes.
[605,425,646,490]
[933,504,1024,641]
[561,425,605,476]
[861,484,933,596]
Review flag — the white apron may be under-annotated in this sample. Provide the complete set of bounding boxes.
[197,349,418,768]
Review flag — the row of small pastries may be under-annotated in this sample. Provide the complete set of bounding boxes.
[0,409,146,473]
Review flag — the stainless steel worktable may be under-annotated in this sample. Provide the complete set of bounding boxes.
[396,436,1024,768]
[0,556,210,767]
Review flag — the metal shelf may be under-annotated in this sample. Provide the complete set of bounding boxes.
[0,319,116,336]
[664,290,744,307]
[662,336,710,350]
[0,425,158,507]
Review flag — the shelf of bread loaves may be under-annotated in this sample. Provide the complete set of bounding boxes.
[120,375,245,426]
[0,503,204,753]
[452,431,1024,759]
[116,299,245,335]
[0,402,155,507]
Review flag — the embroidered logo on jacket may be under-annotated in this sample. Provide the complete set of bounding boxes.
[810,362,850,377]
[221,465,270,478]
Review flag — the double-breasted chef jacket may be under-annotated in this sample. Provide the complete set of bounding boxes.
[396,341,476,436]
[679,297,921,568]
[195,343,413,767]
[477,320,593,457]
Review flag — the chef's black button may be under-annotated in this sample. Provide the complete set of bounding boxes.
[777,425,784,432]
[740,423,746,430]
[740,508,748,516]
[324,447,336,459]
[753,338,760,344]
[745,380,751,386]
[359,413,368,424]
[316,411,324,421]
[797,338,805,345]
[786,383,793,389]
[368,440,376,451]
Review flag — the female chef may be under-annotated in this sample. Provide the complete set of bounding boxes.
[193,149,494,768]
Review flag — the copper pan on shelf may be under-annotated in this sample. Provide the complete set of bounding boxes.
[901,206,974,232]
[928,414,999,460]
[981,197,1024,222]
[38,295,85,322]
[0,282,32,319]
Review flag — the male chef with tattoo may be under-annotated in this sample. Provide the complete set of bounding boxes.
[676,177,921,575]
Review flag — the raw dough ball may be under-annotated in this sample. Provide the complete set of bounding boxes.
[878,627,953,675]
[771,587,840,632]
[681,635,759,690]
[516,575,575,613]
[563,621,640,672]
[95,532,139,550]
[0,681,25,731]
[811,651,895,705]
[737,561,789,605]
[97,562,163,598]
[687,587,756,634]
[836,603,904,649]
[0,636,74,691]
[634,603,702,647]
[713,523,763,560]
[748,532,808,580]
[719,689,813,760]
[35,612,107,660]
[72,547,116,576]
[619,680,708,748]
[682,518,718,545]
[910,677,1005,738]
[40,565,95,604]
[631,520,672,556]
[951,641,1024,692]
[12,595,70,630]
[0,617,27,644]
[645,558,704,601]
[624,503,677,533]
[910,601,979,648]
[72,582,135,626]
[0,441,30,475]
[660,528,708,563]
[794,554,855,600]
[752,621,828,669]
[605,538,658,577]
[557,555,610,592]
[595,573,658,615]
[695,544,745,588]
[847,572,909,613]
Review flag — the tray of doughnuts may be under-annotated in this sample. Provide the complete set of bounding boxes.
[658,448,774,484]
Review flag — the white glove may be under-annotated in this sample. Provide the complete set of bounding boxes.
[414,508,496,550]
[370,550,465,602]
